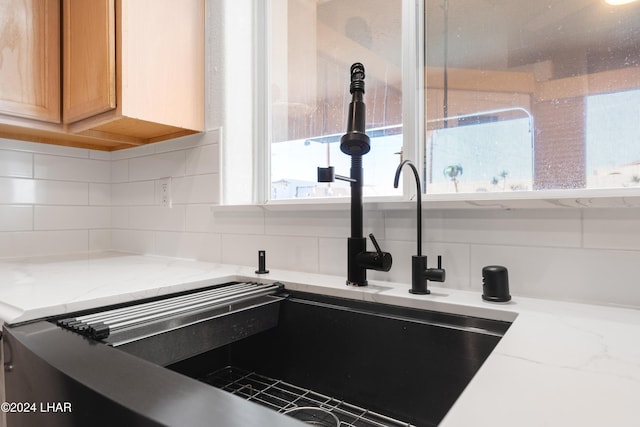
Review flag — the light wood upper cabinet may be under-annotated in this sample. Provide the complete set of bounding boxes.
[67,0,204,149]
[0,0,61,123]
[63,0,116,123]
[0,0,204,151]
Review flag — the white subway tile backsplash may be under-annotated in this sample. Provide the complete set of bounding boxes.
[318,237,345,276]
[0,230,88,259]
[129,206,185,231]
[221,233,319,272]
[469,244,640,307]
[0,206,33,231]
[89,183,111,206]
[172,174,219,204]
[185,144,219,176]
[111,159,129,183]
[111,181,155,206]
[384,209,444,242]
[265,209,379,238]
[0,178,88,205]
[35,180,89,205]
[0,150,32,178]
[34,206,110,230]
[206,208,265,234]
[34,155,110,183]
[441,209,582,247]
[429,242,472,290]
[90,229,111,252]
[154,231,221,262]
[6,136,640,309]
[583,208,640,251]
[111,207,129,229]
[0,139,223,265]
[111,229,155,254]
[185,205,217,232]
[128,151,186,181]
[0,177,36,204]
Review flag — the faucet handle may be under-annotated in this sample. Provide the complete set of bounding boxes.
[425,256,446,283]
[361,233,392,272]
[425,267,446,283]
[317,166,335,182]
[368,233,383,256]
[317,166,356,183]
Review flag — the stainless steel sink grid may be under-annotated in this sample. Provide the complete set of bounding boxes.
[202,366,412,427]
[55,281,285,366]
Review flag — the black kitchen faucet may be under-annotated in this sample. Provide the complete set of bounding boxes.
[317,63,392,286]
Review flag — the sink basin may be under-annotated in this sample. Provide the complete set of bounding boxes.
[3,285,511,427]
[168,291,512,427]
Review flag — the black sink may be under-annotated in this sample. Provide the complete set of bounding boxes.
[3,286,511,427]
[168,291,512,427]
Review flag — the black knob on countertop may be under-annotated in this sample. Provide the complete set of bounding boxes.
[255,250,269,274]
[482,265,511,302]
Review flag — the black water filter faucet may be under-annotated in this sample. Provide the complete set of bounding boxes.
[394,160,445,294]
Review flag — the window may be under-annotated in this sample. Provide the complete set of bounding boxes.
[222,0,640,205]
[587,89,640,188]
[424,0,640,193]
[268,0,404,201]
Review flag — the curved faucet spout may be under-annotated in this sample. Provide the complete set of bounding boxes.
[394,160,445,294]
[394,160,422,256]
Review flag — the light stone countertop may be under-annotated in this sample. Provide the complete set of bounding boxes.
[1,251,639,426]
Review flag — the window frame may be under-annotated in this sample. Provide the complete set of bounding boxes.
[256,0,422,205]
[242,0,640,210]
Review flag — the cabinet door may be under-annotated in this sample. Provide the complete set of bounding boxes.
[0,0,61,123]
[63,0,115,123]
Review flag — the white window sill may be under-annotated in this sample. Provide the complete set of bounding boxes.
[210,187,640,213]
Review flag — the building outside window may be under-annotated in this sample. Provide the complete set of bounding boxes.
[425,0,640,193]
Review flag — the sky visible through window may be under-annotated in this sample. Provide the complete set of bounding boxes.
[587,90,640,176]
[426,118,533,193]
